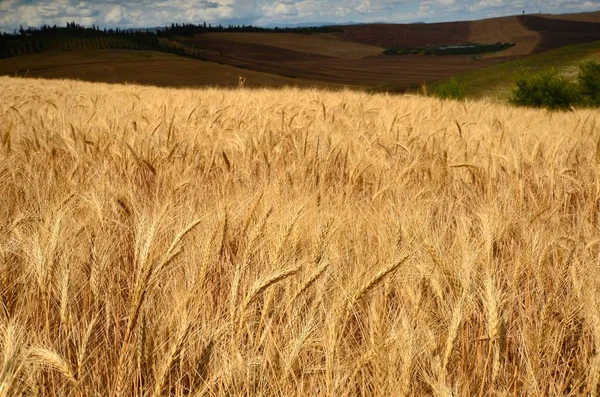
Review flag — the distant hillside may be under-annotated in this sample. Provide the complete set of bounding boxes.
[0,50,322,88]
[428,40,600,99]
[539,11,600,22]
[0,24,169,59]
[334,12,600,56]
[0,22,341,60]
[334,21,470,48]
[2,12,599,92]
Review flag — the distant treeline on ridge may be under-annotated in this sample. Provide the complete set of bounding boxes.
[0,22,342,59]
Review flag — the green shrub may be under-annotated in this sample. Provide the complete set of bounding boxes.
[433,77,465,100]
[578,61,600,105]
[509,70,580,110]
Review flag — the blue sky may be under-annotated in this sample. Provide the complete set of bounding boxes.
[1,0,598,31]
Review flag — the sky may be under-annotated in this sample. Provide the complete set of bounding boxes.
[0,0,599,32]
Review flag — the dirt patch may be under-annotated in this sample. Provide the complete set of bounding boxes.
[182,36,329,63]
[178,35,508,89]
[336,13,599,58]
[0,50,322,88]
[202,32,383,60]
[539,11,600,23]
[520,15,600,53]
[469,16,541,57]
[333,21,471,49]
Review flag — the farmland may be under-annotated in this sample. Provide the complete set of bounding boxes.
[171,33,508,89]
[2,76,600,395]
[116,12,600,90]
[2,11,599,92]
[0,50,321,88]
[199,32,383,60]
[428,40,600,99]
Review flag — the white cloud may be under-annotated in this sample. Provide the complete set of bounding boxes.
[0,0,598,31]
[572,0,600,8]
[105,5,128,24]
[263,1,299,17]
[467,0,505,12]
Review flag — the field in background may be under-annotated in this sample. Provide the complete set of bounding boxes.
[428,40,600,99]
[201,32,383,60]
[540,10,600,22]
[0,49,322,88]
[333,12,600,54]
[468,16,541,57]
[2,77,600,395]
[3,11,598,93]
[174,32,507,89]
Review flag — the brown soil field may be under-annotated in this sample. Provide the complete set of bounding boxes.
[202,32,383,60]
[469,16,541,57]
[520,15,600,52]
[334,13,600,56]
[539,11,600,22]
[333,21,470,48]
[0,49,321,88]
[167,11,600,90]
[177,34,509,88]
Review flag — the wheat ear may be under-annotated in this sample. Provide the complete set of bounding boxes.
[76,314,98,383]
[354,255,409,304]
[118,217,202,396]
[29,347,76,384]
[289,257,330,307]
[242,266,300,314]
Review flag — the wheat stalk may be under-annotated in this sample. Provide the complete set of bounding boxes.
[118,217,202,395]
[0,323,25,397]
[76,314,97,383]
[2,75,599,396]
[479,271,503,396]
[152,319,191,397]
[440,293,467,382]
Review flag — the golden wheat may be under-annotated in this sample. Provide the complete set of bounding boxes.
[1,75,600,395]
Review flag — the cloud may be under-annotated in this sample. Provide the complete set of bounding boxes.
[0,0,598,31]
[105,5,128,24]
[467,0,505,12]
[263,1,299,18]
[571,0,600,9]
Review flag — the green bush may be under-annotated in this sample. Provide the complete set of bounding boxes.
[433,78,465,100]
[509,70,580,110]
[578,61,600,105]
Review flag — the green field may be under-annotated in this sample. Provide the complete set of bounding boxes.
[428,40,600,100]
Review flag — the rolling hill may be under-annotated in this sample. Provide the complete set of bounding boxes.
[0,49,322,88]
[332,12,600,55]
[170,33,507,89]
[199,32,383,60]
[428,40,600,99]
[166,11,600,90]
[1,11,599,92]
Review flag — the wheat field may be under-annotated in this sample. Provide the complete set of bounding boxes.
[1,76,600,396]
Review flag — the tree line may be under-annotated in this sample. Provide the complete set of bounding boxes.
[0,21,341,59]
[157,22,341,37]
